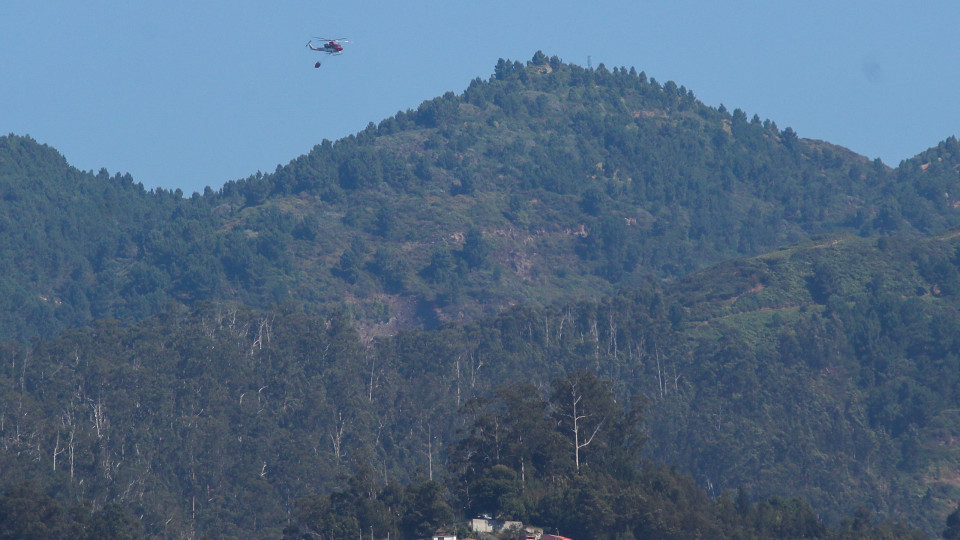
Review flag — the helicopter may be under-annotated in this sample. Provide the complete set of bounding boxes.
[306,38,351,68]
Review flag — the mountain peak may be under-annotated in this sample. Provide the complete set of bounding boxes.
[3,56,960,341]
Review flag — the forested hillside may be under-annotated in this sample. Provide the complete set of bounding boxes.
[2,231,960,537]
[0,135,183,340]
[4,53,960,538]
[4,53,960,344]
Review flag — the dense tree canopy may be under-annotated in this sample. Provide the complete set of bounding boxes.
[2,229,959,536]
[3,53,960,537]
[3,55,960,344]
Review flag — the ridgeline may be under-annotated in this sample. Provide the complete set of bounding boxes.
[2,53,960,537]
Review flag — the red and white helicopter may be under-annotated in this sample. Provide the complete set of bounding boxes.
[306,37,351,68]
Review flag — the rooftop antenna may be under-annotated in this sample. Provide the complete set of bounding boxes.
[587,55,592,69]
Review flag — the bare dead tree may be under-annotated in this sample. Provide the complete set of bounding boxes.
[226,304,240,336]
[374,417,384,448]
[607,311,618,360]
[563,379,604,473]
[257,386,268,412]
[544,313,550,347]
[90,398,106,439]
[68,428,76,480]
[424,424,435,481]
[655,344,664,399]
[631,335,646,364]
[330,411,346,460]
[251,315,273,354]
[455,355,462,407]
[591,319,600,363]
[52,430,64,471]
[367,352,379,403]
[18,348,29,414]
[469,350,484,389]
[557,306,572,344]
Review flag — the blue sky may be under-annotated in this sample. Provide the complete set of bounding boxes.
[3,1,958,195]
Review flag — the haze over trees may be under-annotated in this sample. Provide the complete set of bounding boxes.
[2,53,960,537]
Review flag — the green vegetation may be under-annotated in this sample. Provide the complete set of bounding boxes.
[285,373,924,540]
[2,53,960,537]
[2,231,960,536]
[4,54,960,343]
